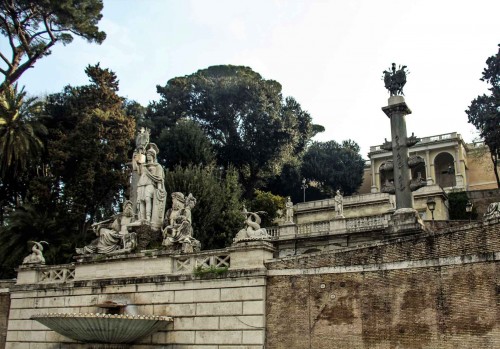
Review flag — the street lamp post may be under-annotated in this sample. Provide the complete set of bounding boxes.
[301,178,308,203]
[426,197,436,228]
[466,200,473,223]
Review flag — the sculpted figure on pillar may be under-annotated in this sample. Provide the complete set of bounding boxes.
[334,190,344,218]
[383,63,408,96]
[162,192,201,253]
[75,201,137,255]
[285,197,294,223]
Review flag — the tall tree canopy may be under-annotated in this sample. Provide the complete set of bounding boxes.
[466,44,500,187]
[157,119,215,170]
[164,165,244,249]
[150,65,319,197]
[43,64,135,234]
[301,139,365,197]
[0,0,105,91]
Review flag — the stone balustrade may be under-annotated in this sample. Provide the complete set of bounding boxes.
[16,241,274,285]
[36,265,76,283]
[370,132,460,152]
[267,213,392,239]
[173,250,231,274]
[297,221,330,235]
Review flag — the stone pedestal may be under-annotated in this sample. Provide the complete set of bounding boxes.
[330,218,347,233]
[385,208,425,238]
[279,223,296,238]
[228,240,275,270]
[134,224,162,250]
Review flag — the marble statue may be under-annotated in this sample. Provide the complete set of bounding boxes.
[162,192,201,253]
[75,201,137,255]
[22,241,48,265]
[484,202,500,220]
[233,206,270,243]
[334,190,344,218]
[132,145,166,230]
[135,127,150,153]
[383,63,408,96]
[285,197,294,223]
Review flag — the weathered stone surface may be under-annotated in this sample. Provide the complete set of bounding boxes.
[265,219,500,349]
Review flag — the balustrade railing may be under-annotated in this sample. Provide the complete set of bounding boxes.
[345,215,388,232]
[297,221,329,235]
[268,214,390,239]
[38,265,75,283]
[173,251,231,274]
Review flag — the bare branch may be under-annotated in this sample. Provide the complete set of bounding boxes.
[0,51,12,69]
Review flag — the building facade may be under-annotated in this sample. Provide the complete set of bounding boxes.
[359,132,498,195]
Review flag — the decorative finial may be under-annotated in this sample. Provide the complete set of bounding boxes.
[382,63,408,96]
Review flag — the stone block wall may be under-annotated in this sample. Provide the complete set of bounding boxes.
[5,241,274,349]
[7,265,268,348]
[265,218,500,349]
[0,281,14,349]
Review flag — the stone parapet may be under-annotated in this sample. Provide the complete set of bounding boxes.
[8,243,274,348]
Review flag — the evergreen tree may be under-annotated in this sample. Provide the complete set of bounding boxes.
[164,165,244,250]
[466,44,500,187]
[0,0,106,91]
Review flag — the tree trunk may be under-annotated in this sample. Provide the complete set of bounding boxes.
[491,153,500,188]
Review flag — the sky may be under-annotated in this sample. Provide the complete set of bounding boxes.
[13,0,500,159]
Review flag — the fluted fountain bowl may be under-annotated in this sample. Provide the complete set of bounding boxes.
[31,313,173,344]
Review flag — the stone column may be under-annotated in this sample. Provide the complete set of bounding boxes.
[370,160,378,193]
[382,96,413,209]
[425,150,433,185]
[382,96,425,237]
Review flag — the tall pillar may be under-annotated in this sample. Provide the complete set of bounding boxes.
[382,96,413,209]
[370,160,378,193]
[425,150,433,185]
[381,64,426,237]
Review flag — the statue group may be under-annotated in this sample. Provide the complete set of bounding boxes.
[75,128,200,256]
[383,63,408,96]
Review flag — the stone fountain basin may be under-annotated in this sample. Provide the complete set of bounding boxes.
[31,313,173,344]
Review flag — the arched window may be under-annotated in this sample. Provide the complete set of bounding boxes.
[411,161,426,180]
[379,162,394,189]
[434,152,456,188]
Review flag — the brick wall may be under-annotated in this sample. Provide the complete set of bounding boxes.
[265,218,500,349]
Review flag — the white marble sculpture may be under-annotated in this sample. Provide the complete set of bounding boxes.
[75,201,137,255]
[233,206,270,243]
[132,145,166,230]
[484,202,500,220]
[162,192,201,253]
[22,241,48,265]
[285,196,294,223]
[334,190,344,218]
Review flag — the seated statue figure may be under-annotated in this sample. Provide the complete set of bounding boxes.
[162,192,200,253]
[76,201,137,255]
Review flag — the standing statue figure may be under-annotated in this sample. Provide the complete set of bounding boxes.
[135,127,150,154]
[233,206,270,243]
[334,190,344,218]
[383,63,408,96]
[162,192,201,253]
[23,241,48,265]
[75,201,137,255]
[132,146,166,230]
[285,197,294,223]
